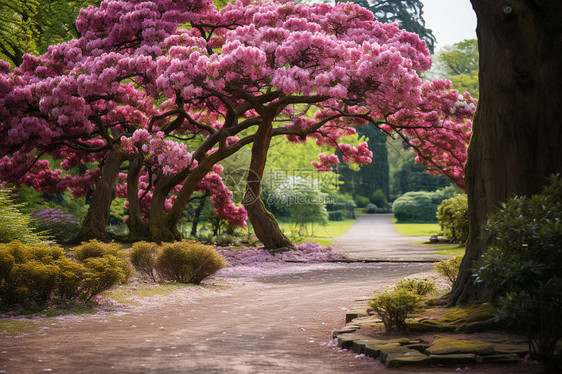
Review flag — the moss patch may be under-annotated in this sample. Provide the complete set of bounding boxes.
[425,337,495,355]
[0,319,36,334]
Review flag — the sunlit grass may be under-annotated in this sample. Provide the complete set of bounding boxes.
[0,319,36,334]
[393,222,442,237]
[433,244,465,256]
[278,218,357,246]
[102,283,191,305]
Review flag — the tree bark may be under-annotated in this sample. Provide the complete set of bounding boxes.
[126,156,149,242]
[451,0,562,304]
[75,151,127,242]
[243,119,294,251]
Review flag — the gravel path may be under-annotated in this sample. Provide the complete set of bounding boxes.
[1,215,521,374]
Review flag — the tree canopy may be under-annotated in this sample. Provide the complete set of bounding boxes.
[0,0,475,244]
[434,39,479,98]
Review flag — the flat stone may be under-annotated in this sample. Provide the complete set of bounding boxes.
[331,327,357,338]
[336,334,372,349]
[429,353,478,365]
[385,350,430,368]
[426,337,495,355]
[352,339,373,354]
[379,345,413,363]
[407,343,430,352]
[481,354,521,364]
[363,342,402,359]
[492,343,529,357]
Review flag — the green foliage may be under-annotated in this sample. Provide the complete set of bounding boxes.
[0,189,49,244]
[354,195,370,208]
[474,175,562,369]
[155,241,226,284]
[395,278,435,296]
[437,194,469,244]
[130,241,159,281]
[371,189,388,208]
[82,255,127,301]
[30,209,81,242]
[328,210,344,221]
[369,288,423,332]
[73,240,132,278]
[433,39,479,98]
[393,187,457,223]
[434,254,463,286]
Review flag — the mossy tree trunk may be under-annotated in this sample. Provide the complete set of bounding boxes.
[75,151,127,242]
[243,117,294,251]
[451,0,562,304]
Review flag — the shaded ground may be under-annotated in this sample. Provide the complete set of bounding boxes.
[0,215,536,373]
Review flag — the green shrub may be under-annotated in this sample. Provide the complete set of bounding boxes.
[0,241,87,307]
[30,209,81,242]
[354,195,370,208]
[437,194,469,244]
[130,241,158,280]
[364,203,377,214]
[371,189,387,208]
[73,240,132,278]
[328,210,344,221]
[82,255,127,301]
[395,278,435,296]
[393,187,457,223]
[434,254,463,286]
[369,288,423,332]
[155,241,226,284]
[474,175,562,371]
[0,189,49,244]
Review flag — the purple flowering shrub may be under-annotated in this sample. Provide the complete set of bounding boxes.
[31,209,81,242]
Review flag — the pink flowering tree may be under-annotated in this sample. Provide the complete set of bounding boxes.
[0,0,475,246]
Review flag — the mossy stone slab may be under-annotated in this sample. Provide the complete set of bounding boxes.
[492,343,529,357]
[481,353,521,364]
[379,345,413,363]
[336,334,373,349]
[363,342,402,359]
[407,343,431,352]
[385,350,430,368]
[425,337,494,355]
[429,353,477,365]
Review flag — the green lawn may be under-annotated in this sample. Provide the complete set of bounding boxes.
[393,222,442,237]
[278,219,357,246]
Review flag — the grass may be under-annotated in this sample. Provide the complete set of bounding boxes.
[433,244,465,255]
[0,319,36,334]
[393,222,442,237]
[277,218,357,246]
[101,283,191,305]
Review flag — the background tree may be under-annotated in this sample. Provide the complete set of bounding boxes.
[342,0,437,53]
[433,39,479,98]
[451,0,562,304]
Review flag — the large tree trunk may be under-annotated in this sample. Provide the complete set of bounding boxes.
[75,151,127,242]
[451,0,562,304]
[243,119,294,251]
[126,156,149,242]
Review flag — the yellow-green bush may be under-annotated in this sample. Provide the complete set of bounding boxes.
[82,255,127,301]
[73,240,132,278]
[155,241,226,284]
[434,254,463,286]
[395,278,435,296]
[130,241,158,280]
[0,241,128,309]
[369,288,423,332]
[437,194,469,244]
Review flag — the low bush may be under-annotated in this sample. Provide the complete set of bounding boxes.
[437,194,468,244]
[474,175,562,371]
[328,210,344,221]
[369,288,423,332]
[155,241,226,284]
[82,255,128,301]
[434,254,463,286]
[130,241,158,281]
[371,189,387,208]
[395,278,435,296]
[30,209,81,242]
[73,240,132,278]
[354,195,370,208]
[393,187,457,223]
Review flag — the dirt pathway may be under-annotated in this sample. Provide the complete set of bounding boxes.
[0,215,523,373]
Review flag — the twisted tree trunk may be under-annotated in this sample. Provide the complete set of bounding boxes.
[451,0,562,304]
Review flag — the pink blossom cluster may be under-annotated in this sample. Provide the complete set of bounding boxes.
[216,242,344,267]
[196,172,247,227]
